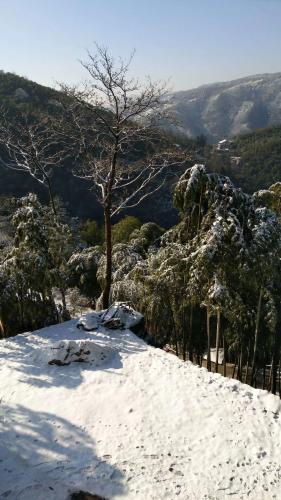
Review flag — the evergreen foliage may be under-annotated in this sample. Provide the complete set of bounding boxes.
[67,246,102,300]
[107,165,281,393]
[0,194,72,336]
[112,216,141,245]
[80,219,104,247]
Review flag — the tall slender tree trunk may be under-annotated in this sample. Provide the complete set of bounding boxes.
[45,175,57,216]
[251,285,263,386]
[188,303,193,362]
[60,288,67,319]
[269,302,281,394]
[102,205,112,309]
[237,343,243,382]
[244,340,250,384]
[271,319,281,395]
[0,316,4,337]
[197,187,203,234]
[182,303,187,361]
[262,361,266,390]
[215,308,221,373]
[206,305,211,371]
[223,333,226,377]
[278,358,281,398]
[101,143,118,310]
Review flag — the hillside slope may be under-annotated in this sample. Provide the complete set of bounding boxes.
[207,125,281,193]
[0,317,281,499]
[169,72,281,142]
[0,71,195,226]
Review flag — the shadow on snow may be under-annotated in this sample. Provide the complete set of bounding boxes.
[0,403,126,499]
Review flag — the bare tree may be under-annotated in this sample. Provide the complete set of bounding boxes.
[62,45,188,308]
[0,110,67,216]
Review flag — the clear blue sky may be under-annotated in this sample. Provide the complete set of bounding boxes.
[0,0,281,91]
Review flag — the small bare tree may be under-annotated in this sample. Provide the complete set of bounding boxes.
[62,45,188,308]
[0,111,67,216]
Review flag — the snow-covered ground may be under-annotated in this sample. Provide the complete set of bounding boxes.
[0,317,281,500]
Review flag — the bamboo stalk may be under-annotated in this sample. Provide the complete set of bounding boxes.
[215,308,221,373]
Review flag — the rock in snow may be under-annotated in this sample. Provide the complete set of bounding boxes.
[77,303,143,332]
[47,340,113,367]
[0,316,281,499]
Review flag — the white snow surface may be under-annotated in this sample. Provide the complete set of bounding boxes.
[0,318,281,499]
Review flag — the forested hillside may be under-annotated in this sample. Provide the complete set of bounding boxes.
[207,125,281,193]
[2,72,281,221]
[0,71,197,226]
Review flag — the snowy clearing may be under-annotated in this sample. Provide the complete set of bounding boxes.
[0,317,281,499]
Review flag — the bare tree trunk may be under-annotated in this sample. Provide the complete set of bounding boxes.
[244,340,250,384]
[188,304,193,362]
[251,285,263,386]
[0,316,4,337]
[262,351,266,390]
[182,337,186,361]
[102,205,112,309]
[45,175,57,216]
[197,187,203,233]
[237,343,243,382]
[268,361,273,391]
[232,362,236,379]
[206,306,211,371]
[271,322,281,395]
[60,288,67,318]
[236,357,240,380]
[223,333,226,377]
[182,303,187,361]
[174,328,179,357]
[215,308,221,373]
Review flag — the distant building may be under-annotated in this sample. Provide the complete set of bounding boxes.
[217,138,230,151]
[230,156,242,167]
[203,348,225,365]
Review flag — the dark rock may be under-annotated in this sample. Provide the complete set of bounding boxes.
[69,491,108,500]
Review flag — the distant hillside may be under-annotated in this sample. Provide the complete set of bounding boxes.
[3,71,281,220]
[0,70,64,114]
[168,72,281,143]
[0,71,197,226]
[206,125,281,193]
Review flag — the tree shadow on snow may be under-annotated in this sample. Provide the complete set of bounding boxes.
[0,319,147,390]
[0,403,125,499]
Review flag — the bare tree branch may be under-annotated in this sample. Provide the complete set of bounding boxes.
[0,109,71,215]
[59,44,189,307]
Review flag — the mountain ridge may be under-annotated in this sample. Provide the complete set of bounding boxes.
[168,71,281,142]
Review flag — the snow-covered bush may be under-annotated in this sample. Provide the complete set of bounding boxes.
[67,246,102,299]
[0,194,72,336]
[106,165,281,392]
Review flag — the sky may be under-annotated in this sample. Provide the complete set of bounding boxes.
[0,0,281,92]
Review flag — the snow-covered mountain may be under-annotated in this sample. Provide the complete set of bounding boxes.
[1,316,281,499]
[168,72,281,142]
